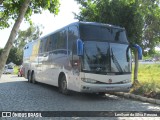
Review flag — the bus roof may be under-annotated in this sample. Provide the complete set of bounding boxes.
[40,21,125,39]
[24,21,125,46]
[79,21,125,30]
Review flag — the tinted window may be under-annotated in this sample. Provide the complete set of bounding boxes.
[68,26,79,53]
[57,30,67,49]
[82,41,131,74]
[44,36,52,52]
[110,43,131,72]
[39,38,47,53]
[50,33,58,50]
[80,24,128,43]
[83,41,110,73]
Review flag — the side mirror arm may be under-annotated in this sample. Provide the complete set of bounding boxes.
[131,44,142,60]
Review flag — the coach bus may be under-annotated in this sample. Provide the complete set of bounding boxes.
[23,22,142,95]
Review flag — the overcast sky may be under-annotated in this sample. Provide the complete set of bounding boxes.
[0,0,80,48]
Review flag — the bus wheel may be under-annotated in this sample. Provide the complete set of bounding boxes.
[28,71,32,83]
[31,72,36,84]
[59,75,69,95]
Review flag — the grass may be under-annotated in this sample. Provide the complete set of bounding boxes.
[13,66,19,75]
[131,63,160,98]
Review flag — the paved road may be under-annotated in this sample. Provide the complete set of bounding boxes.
[0,74,160,120]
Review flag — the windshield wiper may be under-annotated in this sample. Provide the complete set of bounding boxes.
[111,48,123,72]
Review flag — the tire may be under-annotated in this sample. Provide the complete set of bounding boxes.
[28,71,32,83]
[31,72,36,84]
[59,75,70,95]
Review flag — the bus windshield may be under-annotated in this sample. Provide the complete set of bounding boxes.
[82,41,131,75]
[80,24,128,44]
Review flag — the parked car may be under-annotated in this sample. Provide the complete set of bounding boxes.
[18,66,24,77]
[3,65,14,74]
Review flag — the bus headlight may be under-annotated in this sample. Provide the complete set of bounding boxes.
[81,78,97,84]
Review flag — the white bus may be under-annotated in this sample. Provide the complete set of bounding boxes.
[23,22,142,95]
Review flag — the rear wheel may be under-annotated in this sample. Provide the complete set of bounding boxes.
[31,72,37,84]
[59,75,70,95]
[28,71,32,83]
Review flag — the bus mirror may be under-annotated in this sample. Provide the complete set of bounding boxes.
[132,44,142,60]
[77,39,83,56]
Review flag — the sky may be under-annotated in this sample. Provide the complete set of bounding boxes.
[0,0,80,48]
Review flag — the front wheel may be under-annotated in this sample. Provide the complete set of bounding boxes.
[59,76,70,95]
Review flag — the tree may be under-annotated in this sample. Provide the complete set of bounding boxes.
[75,0,160,51]
[0,0,60,78]
[14,24,43,65]
[0,48,3,55]
[14,24,43,49]
[6,47,23,65]
[137,0,160,56]
[0,24,42,66]
[74,0,144,45]
[74,0,160,84]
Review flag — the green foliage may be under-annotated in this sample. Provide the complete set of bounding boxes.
[13,66,19,74]
[75,0,160,55]
[138,64,160,83]
[143,50,160,59]
[0,48,2,55]
[131,64,160,98]
[6,47,23,65]
[0,0,60,29]
[140,0,160,55]
[75,0,143,44]
[0,47,23,65]
[14,24,43,49]
[3,24,43,65]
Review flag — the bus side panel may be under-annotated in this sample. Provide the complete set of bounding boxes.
[66,71,85,92]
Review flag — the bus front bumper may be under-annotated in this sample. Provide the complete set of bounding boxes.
[80,83,132,93]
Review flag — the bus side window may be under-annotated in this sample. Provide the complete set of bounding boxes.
[57,30,67,50]
[39,40,43,53]
[44,36,52,52]
[50,33,58,51]
[68,26,79,54]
